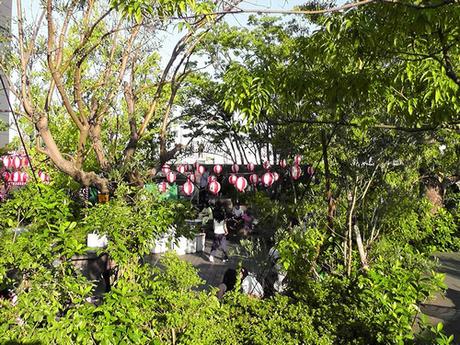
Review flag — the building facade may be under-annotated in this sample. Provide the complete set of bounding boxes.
[0,0,12,148]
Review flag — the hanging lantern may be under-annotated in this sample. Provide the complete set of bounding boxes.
[228,174,237,185]
[263,161,271,170]
[294,154,302,165]
[44,174,51,183]
[21,155,29,168]
[158,181,169,193]
[20,172,28,185]
[12,156,21,170]
[208,180,221,195]
[262,172,274,187]
[38,170,47,182]
[246,163,255,172]
[291,165,302,180]
[12,171,21,184]
[188,173,196,183]
[279,159,287,168]
[231,163,239,173]
[162,164,170,175]
[177,165,186,174]
[166,171,176,183]
[197,165,206,175]
[307,166,314,176]
[235,176,248,192]
[3,171,10,182]
[207,175,217,184]
[249,174,259,185]
[183,180,195,196]
[213,164,223,175]
[273,172,279,182]
[2,156,11,169]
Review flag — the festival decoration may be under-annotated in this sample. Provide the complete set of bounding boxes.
[235,176,248,192]
[249,174,259,185]
[208,180,221,195]
[246,163,255,172]
[12,171,21,184]
[2,156,11,169]
[197,165,206,175]
[307,166,315,176]
[21,156,29,168]
[228,174,238,185]
[273,172,279,182]
[262,172,274,187]
[263,161,271,170]
[188,173,196,183]
[207,175,217,184]
[213,164,223,175]
[294,154,302,165]
[279,159,287,168]
[158,181,168,193]
[183,180,195,196]
[2,171,10,182]
[291,165,302,180]
[166,171,176,183]
[20,172,28,185]
[231,163,239,173]
[161,164,170,175]
[12,156,21,170]
[177,165,186,174]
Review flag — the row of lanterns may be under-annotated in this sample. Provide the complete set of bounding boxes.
[1,154,50,185]
[157,154,313,196]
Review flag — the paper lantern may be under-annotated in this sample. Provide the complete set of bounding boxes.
[12,156,21,169]
[231,163,239,173]
[166,171,176,183]
[291,165,302,180]
[45,174,50,183]
[307,166,315,176]
[162,164,170,175]
[20,172,28,184]
[158,181,169,193]
[249,174,259,185]
[188,173,196,183]
[213,164,223,175]
[177,165,186,174]
[228,174,237,185]
[247,163,255,172]
[38,170,47,182]
[183,180,195,196]
[208,175,217,184]
[3,171,10,182]
[208,180,221,195]
[197,165,205,175]
[279,159,287,168]
[235,176,248,192]
[294,154,302,165]
[262,172,274,187]
[21,155,29,168]
[263,161,271,170]
[2,156,11,169]
[273,172,279,182]
[12,171,21,183]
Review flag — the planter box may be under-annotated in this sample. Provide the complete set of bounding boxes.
[173,233,206,255]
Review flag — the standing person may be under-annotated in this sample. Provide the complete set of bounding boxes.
[209,206,229,263]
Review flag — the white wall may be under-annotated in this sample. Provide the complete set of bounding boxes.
[0,0,12,148]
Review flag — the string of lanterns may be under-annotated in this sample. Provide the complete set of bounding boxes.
[1,153,50,185]
[156,155,315,196]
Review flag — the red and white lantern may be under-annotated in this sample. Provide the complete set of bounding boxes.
[3,171,11,182]
[12,171,21,184]
[2,156,11,169]
[45,174,50,183]
[21,155,29,168]
[12,156,21,170]
[213,164,223,175]
[162,164,171,175]
[183,180,195,196]
[158,181,169,193]
[197,165,206,175]
[38,170,47,182]
[294,154,302,165]
[20,172,28,184]
[246,163,255,172]
[177,165,186,174]
[166,171,176,183]
[228,174,238,185]
[262,172,274,187]
[231,163,239,173]
[188,173,196,183]
[273,172,279,182]
[291,165,302,180]
[207,175,217,184]
[208,180,221,195]
[249,174,259,185]
[235,176,248,192]
[307,166,315,176]
[263,161,271,170]
[279,159,287,168]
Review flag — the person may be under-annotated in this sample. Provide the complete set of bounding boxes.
[217,268,237,299]
[228,201,244,232]
[209,206,229,263]
[241,267,264,298]
[240,208,254,236]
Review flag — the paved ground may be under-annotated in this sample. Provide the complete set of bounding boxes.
[421,253,460,343]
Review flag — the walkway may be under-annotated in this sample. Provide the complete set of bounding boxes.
[421,252,460,342]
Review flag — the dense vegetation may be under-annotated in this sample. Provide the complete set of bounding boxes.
[0,0,459,344]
